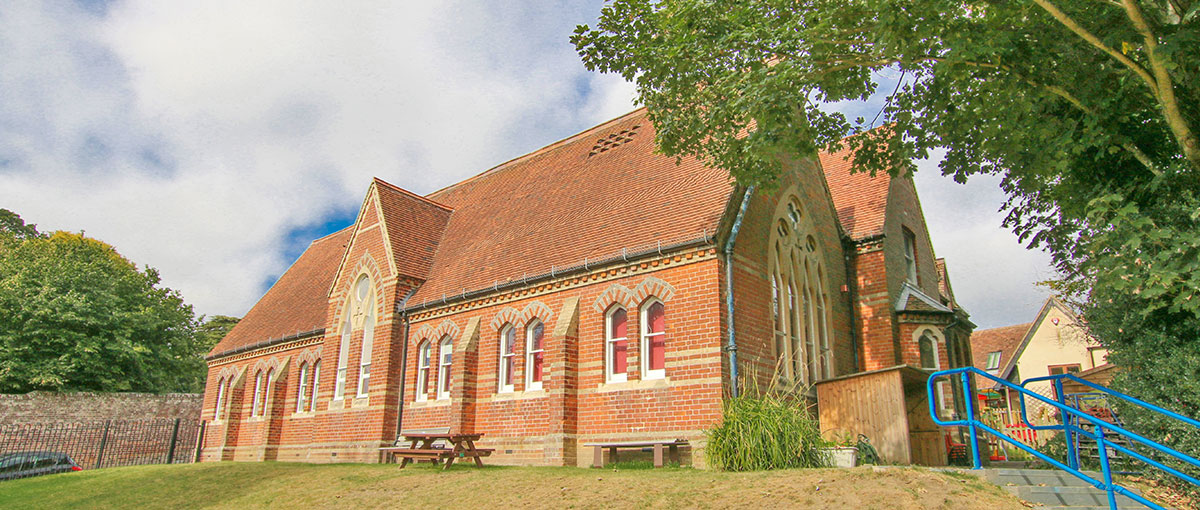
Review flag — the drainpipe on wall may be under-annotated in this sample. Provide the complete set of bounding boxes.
[724,186,755,399]
[395,310,410,440]
[395,289,416,441]
[844,248,861,372]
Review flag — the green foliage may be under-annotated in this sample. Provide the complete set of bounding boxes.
[704,392,827,471]
[196,315,240,352]
[0,209,45,242]
[575,0,1200,316]
[0,229,203,393]
[1083,291,1200,496]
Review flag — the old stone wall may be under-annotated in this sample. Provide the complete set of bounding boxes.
[0,391,202,425]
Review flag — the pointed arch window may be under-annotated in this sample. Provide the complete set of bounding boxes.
[769,197,833,385]
[605,306,629,383]
[415,341,431,402]
[309,360,320,412]
[296,363,309,413]
[437,336,453,400]
[214,378,226,420]
[498,324,516,393]
[260,368,273,416]
[251,371,264,417]
[919,331,938,369]
[526,320,545,391]
[641,300,666,380]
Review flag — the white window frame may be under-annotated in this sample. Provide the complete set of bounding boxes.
[498,325,515,393]
[768,196,831,386]
[415,341,430,402]
[261,368,274,416]
[985,351,1002,371]
[436,336,453,400]
[334,317,350,400]
[214,378,226,420]
[640,299,666,380]
[605,306,629,383]
[356,276,374,399]
[525,320,545,391]
[309,360,320,412]
[296,363,309,413]
[251,371,264,417]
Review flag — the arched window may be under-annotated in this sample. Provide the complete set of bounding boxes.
[526,320,545,391]
[334,315,351,400]
[214,377,226,420]
[437,336,453,400]
[251,371,264,417]
[919,331,938,369]
[356,276,375,398]
[498,325,516,393]
[296,363,309,413]
[309,360,320,412]
[605,306,629,383]
[415,341,431,402]
[641,300,666,380]
[260,368,274,416]
[769,197,832,385]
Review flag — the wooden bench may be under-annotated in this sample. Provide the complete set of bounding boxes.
[583,439,687,468]
[382,432,494,469]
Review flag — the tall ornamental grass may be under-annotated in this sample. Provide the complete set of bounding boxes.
[705,391,827,471]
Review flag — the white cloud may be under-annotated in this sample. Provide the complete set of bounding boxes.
[912,152,1057,329]
[0,0,632,317]
[0,1,1046,331]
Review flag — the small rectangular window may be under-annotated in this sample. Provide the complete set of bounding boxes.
[1048,363,1081,376]
[903,228,919,284]
[985,351,1002,371]
[526,322,544,391]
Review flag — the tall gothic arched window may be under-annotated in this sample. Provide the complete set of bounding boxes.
[335,273,375,400]
[769,197,833,385]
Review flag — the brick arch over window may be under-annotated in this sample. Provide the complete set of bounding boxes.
[251,356,284,376]
[520,301,553,325]
[296,348,321,367]
[216,365,240,383]
[633,276,675,305]
[415,319,461,346]
[592,283,636,314]
[489,306,522,332]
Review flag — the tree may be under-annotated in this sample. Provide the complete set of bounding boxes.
[0,209,45,241]
[0,230,204,393]
[575,0,1198,486]
[196,315,240,353]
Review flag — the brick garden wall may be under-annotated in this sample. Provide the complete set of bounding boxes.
[0,391,202,425]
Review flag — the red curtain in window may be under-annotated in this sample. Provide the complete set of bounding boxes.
[647,302,666,371]
[611,308,628,374]
[531,323,544,383]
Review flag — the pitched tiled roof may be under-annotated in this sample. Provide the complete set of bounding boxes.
[819,145,891,240]
[208,228,352,357]
[970,323,1032,377]
[373,178,452,280]
[409,109,733,306]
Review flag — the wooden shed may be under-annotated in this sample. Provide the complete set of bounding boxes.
[816,365,947,465]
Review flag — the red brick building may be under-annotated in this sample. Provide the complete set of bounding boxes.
[200,109,974,466]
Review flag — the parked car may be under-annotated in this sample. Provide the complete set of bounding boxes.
[0,451,82,481]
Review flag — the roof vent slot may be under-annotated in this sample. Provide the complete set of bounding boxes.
[588,125,640,156]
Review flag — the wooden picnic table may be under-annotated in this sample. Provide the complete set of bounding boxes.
[380,433,493,470]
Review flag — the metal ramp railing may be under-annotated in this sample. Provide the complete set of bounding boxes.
[928,367,1200,510]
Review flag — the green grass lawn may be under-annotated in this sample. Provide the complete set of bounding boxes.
[0,461,1026,509]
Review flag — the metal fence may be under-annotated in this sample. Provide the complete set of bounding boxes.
[0,418,205,478]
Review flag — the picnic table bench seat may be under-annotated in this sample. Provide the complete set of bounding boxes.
[582,439,688,468]
[380,432,493,469]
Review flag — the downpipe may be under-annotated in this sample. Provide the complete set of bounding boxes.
[724,186,755,398]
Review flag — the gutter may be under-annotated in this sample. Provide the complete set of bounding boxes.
[205,328,325,362]
[723,186,755,398]
[400,234,715,315]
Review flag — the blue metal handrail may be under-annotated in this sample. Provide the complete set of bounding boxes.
[928,367,1200,510]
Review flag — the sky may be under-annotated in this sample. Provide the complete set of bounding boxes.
[0,0,1055,330]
